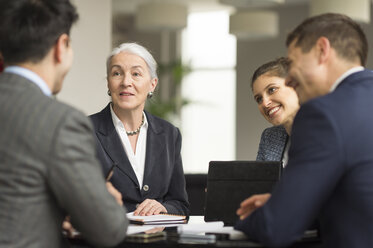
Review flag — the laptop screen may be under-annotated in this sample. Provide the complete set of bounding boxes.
[204,160,282,226]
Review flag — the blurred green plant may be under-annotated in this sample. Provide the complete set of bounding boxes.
[145,59,191,122]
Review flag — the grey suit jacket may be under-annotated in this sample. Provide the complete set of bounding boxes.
[256,125,288,161]
[0,73,129,248]
[90,104,190,215]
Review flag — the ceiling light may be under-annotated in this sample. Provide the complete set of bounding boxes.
[310,0,370,23]
[136,2,188,31]
[229,10,279,40]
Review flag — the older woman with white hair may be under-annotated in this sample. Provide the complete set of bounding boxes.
[90,43,189,216]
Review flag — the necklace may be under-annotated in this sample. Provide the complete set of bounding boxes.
[126,114,144,136]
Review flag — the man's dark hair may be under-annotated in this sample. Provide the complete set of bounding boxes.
[251,57,290,90]
[0,0,79,65]
[286,13,368,66]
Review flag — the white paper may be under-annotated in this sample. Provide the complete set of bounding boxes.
[177,221,224,234]
[127,212,186,223]
[126,225,159,235]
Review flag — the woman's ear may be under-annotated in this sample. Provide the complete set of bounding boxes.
[150,77,158,92]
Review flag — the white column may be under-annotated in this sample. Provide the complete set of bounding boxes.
[58,0,112,115]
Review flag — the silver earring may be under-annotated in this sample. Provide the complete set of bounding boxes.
[147,91,153,99]
[107,90,111,96]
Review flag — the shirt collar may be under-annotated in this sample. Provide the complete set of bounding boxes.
[110,103,148,130]
[4,66,52,97]
[329,66,364,93]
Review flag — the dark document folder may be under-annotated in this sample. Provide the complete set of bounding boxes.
[204,161,282,226]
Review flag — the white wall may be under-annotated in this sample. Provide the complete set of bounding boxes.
[57,0,112,115]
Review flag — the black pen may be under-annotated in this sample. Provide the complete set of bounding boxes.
[105,163,116,181]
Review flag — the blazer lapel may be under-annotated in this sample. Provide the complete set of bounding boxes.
[96,105,139,186]
[143,112,166,183]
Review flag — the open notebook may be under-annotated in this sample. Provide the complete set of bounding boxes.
[127,212,187,225]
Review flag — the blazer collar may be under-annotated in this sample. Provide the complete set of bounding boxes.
[96,103,116,136]
[143,112,167,184]
[329,66,364,92]
[95,104,139,185]
[96,103,167,187]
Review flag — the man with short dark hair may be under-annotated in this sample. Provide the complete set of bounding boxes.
[0,0,128,247]
[235,13,373,248]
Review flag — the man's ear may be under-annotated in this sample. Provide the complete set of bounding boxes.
[316,36,331,64]
[54,33,70,63]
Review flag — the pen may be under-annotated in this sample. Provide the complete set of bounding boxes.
[105,163,116,181]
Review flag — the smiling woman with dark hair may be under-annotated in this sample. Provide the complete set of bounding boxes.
[251,57,299,166]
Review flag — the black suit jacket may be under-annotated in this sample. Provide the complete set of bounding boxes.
[90,104,189,215]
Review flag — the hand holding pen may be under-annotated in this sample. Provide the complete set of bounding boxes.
[62,164,121,238]
[105,163,116,181]
[105,163,123,206]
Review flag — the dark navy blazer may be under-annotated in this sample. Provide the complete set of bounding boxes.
[236,70,373,247]
[90,104,189,215]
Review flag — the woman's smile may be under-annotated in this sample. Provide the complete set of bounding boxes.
[267,105,281,119]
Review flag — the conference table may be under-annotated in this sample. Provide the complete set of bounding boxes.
[68,216,323,248]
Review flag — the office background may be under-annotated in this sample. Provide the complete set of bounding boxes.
[59,0,373,173]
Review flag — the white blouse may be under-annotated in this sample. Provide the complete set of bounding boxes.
[110,104,148,188]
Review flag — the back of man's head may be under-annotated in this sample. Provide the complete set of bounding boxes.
[286,13,368,66]
[0,0,79,65]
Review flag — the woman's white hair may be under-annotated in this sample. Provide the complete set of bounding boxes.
[106,42,158,79]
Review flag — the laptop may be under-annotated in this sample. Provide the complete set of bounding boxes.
[204,160,282,226]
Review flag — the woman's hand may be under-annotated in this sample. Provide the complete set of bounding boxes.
[236,193,271,220]
[134,199,167,216]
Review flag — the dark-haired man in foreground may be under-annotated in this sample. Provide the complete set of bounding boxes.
[0,0,128,247]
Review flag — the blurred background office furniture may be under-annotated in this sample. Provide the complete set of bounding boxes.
[185,173,207,215]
